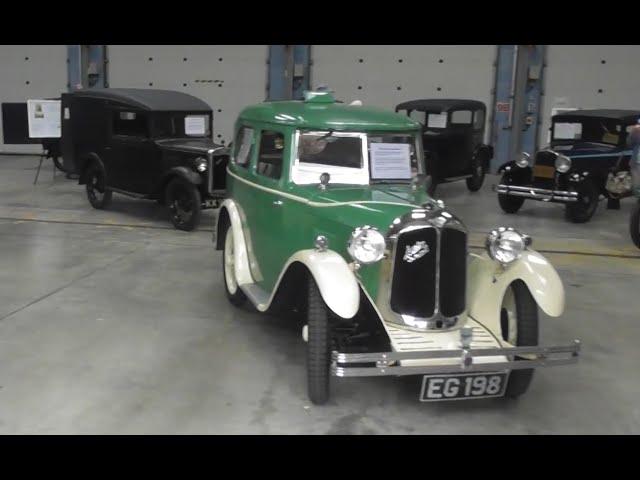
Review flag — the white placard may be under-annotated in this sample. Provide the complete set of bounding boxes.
[185,115,206,136]
[370,143,411,179]
[427,113,447,129]
[554,122,582,140]
[27,99,61,138]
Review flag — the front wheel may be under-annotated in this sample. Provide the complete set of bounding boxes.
[85,163,112,210]
[306,277,331,405]
[500,280,539,399]
[630,200,640,249]
[466,154,486,192]
[166,177,202,231]
[497,173,525,214]
[565,178,599,223]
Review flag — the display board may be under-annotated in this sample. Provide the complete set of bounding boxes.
[0,46,67,152]
[541,45,640,146]
[107,45,268,144]
[310,45,496,143]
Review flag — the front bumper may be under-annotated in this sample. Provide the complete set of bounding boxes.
[332,340,580,377]
[495,184,579,203]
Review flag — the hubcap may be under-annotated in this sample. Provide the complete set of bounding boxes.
[88,172,104,202]
[224,228,238,294]
[170,189,193,225]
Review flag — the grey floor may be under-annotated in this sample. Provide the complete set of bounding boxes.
[0,155,639,434]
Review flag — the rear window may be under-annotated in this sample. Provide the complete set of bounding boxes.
[450,110,472,124]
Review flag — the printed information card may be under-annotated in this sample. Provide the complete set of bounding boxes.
[370,143,412,179]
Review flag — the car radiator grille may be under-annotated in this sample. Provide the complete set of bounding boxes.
[390,226,466,319]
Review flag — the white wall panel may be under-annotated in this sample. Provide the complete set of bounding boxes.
[311,45,496,139]
[107,45,268,143]
[0,45,67,151]
[542,45,640,144]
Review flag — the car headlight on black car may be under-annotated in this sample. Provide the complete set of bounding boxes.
[486,227,531,265]
[515,152,531,168]
[347,226,386,265]
[555,154,571,173]
[195,157,208,173]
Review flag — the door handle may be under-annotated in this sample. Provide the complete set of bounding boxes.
[272,200,283,207]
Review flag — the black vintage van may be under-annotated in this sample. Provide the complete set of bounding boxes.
[61,88,228,231]
[395,99,493,194]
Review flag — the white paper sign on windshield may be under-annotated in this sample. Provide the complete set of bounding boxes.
[27,99,61,138]
[427,113,447,129]
[185,115,206,136]
[554,122,582,139]
[370,143,412,179]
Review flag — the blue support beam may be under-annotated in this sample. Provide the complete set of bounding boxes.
[491,45,517,172]
[267,45,310,101]
[66,45,107,91]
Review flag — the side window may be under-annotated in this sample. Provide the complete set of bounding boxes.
[113,111,148,137]
[473,110,485,130]
[233,126,254,168]
[450,110,473,125]
[256,130,285,180]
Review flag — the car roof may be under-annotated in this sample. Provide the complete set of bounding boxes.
[67,88,212,112]
[395,98,486,112]
[238,99,421,132]
[553,109,640,123]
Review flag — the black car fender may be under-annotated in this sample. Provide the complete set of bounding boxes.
[78,153,105,185]
[498,160,532,183]
[158,166,202,201]
[473,144,494,169]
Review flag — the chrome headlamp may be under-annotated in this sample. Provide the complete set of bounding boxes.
[555,154,571,173]
[515,152,531,168]
[195,157,208,173]
[347,226,386,265]
[485,227,531,265]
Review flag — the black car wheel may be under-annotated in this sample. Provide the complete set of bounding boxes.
[466,153,486,192]
[166,177,202,231]
[630,200,640,249]
[497,173,525,214]
[85,162,112,210]
[306,276,331,405]
[500,280,539,399]
[565,178,599,223]
[222,224,248,306]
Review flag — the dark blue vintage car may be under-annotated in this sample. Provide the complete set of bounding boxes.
[496,109,640,223]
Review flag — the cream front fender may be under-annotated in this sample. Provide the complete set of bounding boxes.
[468,250,565,333]
[281,250,360,319]
[218,199,253,287]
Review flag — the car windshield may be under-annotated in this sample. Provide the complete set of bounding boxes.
[552,118,622,145]
[153,113,211,138]
[292,130,424,185]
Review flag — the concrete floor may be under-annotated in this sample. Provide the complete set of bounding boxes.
[0,155,639,434]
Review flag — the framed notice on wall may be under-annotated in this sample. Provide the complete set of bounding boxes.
[27,99,61,138]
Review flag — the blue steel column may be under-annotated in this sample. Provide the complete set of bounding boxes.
[66,45,107,91]
[519,45,545,154]
[267,45,310,101]
[267,45,289,100]
[86,45,107,88]
[292,45,310,100]
[490,45,517,172]
[66,45,83,91]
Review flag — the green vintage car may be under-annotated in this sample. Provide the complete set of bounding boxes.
[215,90,580,405]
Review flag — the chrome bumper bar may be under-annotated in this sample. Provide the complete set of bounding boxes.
[495,184,579,203]
[331,340,581,377]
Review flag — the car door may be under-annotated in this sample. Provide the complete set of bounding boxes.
[247,128,290,292]
[106,108,155,193]
[444,109,475,177]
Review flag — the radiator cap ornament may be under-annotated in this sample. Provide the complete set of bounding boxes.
[403,240,430,263]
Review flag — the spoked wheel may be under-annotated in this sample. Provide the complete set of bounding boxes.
[85,163,112,209]
[630,200,640,249]
[466,154,486,192]
[500,280,539,399]
[222,225,247,306]
[565,178,599,223]
[306,276,331,405]
[166,177,202,231]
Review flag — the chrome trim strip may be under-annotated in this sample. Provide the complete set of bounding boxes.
[207,149,214,194]
[496,184,579,202]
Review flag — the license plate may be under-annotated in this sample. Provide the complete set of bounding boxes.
[533,165,555,179]
[419,372,508,401]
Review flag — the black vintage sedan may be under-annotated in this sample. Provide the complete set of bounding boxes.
[61,88,228,230]
[496,109,640,223]
[395,99,493,194]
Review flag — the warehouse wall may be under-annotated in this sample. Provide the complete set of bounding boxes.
[106,45,268,144]
[311,45,497,142]
[0,45,68,152]
[541,45,640,145]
